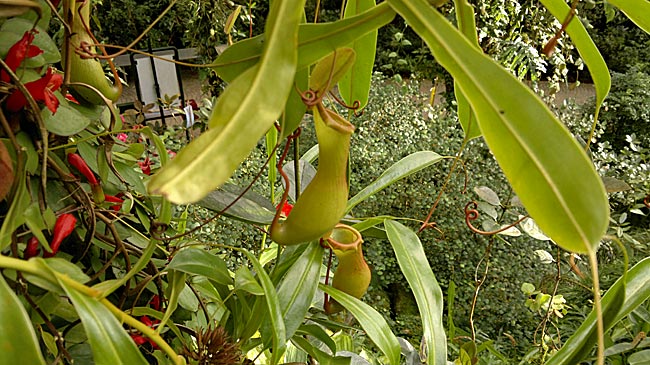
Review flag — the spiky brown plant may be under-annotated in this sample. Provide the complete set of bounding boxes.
[184,326,242,365]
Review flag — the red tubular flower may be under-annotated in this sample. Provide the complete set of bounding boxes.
[1,30,43,83]
[5,67,63,114]
[138,156,152,175]
[104,194,124,211]
[67,153,99,185]
[44,213,76,258]
[24,237,40,259]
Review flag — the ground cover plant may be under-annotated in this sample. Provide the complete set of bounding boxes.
[1,1,649,364]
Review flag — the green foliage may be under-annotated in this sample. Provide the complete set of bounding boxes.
[582,4,650,74]
[95,0,192,48]
[599,67,650,150]
[3,1,650,364]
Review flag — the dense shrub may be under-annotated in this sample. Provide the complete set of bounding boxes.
[582,4,650,74]
[95,0,193,48]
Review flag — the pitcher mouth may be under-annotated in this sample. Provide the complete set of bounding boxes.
[323,223,363,251]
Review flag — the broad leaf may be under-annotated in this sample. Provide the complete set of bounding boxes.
[607,0,650,34]
[57,278,148,364]
[339,0,378,110]
[388,0,608,254]
[0,275,46,365]
[544,257,650,364]
[149,0,305,204]
[167,248,232,285]
[346,151,444,212]
[235,267,265,295]
[42,94,91,136]
[385,220,447,365]
[539,0,610,125]
[320,284,401,365]
[197,182,275,225]
[213,3,395,82]
[453,0,481,140]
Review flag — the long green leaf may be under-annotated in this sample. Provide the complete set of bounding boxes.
[0,275,46,364]
[243,250,286,364]
[213,3,395,83]
[546,257,650,364]
[320,284,401,365]
[158,270,186,335]
[453,0,481,140]
[339,0,378,110]
[385,220,447,365]
[539,0,610,125]
[57,279,147,364]
[149,0,305,204]
[346,151,445,212]
[167,248,232,285]
[607,0,650,34]
[274,242,323,340]
[388,0,608,254]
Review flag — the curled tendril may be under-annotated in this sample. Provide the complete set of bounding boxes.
[464,201,528,236]
[150,222,169,241]
[76,41,95,59]
[644,194,650,209]
[327,91,362,116]
[299,89,321,107]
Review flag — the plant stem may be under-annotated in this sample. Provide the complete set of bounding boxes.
[588,250,604,365]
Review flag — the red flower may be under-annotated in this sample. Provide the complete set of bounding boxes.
[138,156,152,175]
[67,153,99,185]
[24,237,41,259]
[116,133,128,142]
[1,30,43,83]
[280,202,294,217]
[104,194,124,211]
[44,213,76,258]
[130,315,160,349]
[6,67,63,114]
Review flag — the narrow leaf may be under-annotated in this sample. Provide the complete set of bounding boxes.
[607,0,650,34]
[0,275,46,365]
[388,0,608,254]
[346,151,444,212]
[57,279,148,364]
[243,250,286,364]
[339,0,378,110]
[539,0,610,125]
[149,0,305,204]
[0,157,29,249]
[320,284,401,365]
[385,220,447,365]
[452,0,481,140]
[275,242,323,339]
[543,257,650,365]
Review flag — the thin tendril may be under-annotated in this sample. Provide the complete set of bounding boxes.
[464,201,528,235]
